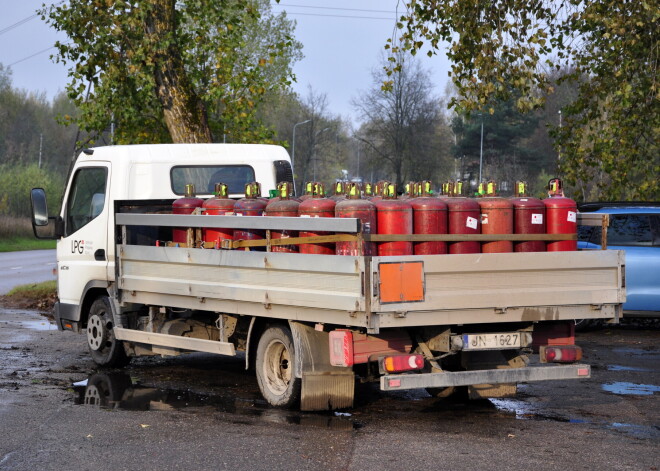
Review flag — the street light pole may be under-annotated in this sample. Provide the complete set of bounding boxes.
[557,110,562,167]
[479,115,484,184]
[292,119,311,192]
[313,127,330,182]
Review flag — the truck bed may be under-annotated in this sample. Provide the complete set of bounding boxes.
[117,240,624,332]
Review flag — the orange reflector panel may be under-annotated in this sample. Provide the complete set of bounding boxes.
[379,261,424,304]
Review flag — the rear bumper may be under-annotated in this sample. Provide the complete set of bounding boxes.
[380,364,591,391]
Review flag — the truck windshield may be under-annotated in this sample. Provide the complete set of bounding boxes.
[171,165,256,195]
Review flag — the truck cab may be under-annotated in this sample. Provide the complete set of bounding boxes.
[31,143,293,331]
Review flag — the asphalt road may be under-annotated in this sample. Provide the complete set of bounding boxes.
[0,308,658,471]
[0,250,56,294]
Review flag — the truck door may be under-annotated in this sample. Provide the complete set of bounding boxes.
[57,164,111,309]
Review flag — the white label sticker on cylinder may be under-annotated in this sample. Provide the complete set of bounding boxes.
[481,214,489,225]
[466,217,478,230]
[531,213,543,224]
[567,211,577,223]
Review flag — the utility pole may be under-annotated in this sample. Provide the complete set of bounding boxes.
[38,133,43,168]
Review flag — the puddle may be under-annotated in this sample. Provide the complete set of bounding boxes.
[612,347,660,359]
[490,398,658,439]
[602,382,660,396]
[608,423,660,440]
[606,365,651,372]
[72,373,359,431]
[16,320,57,331]
[0,310,57,331]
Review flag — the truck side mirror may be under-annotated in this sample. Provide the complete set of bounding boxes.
[31,188,49,226]
[30,188,62,239]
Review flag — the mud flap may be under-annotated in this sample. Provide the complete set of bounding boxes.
[289,321,354,411]
[464,351,526,400]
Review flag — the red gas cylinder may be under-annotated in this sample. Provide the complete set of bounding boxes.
[369,181,386,202]
[511,181,546,252]
[363,182,374,199]
[172,184,204,244]
[298,181,316,202]
[233,182,268,251]
[298,183,336,255]
[330,181,347,202]
[544,178,577,251]
[410,181,447,255]
[478,182,513,253]
[375,183,413,256]
[335,182,377,256]
[446,196,481,254]
[399,181,416,200]
[265,182,299,253]
[202,183,235,249]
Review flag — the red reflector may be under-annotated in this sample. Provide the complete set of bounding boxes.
[329,330,354,367]
[382,354,424,373]
[389,379,401,388]
[577,368,590,376]
[540,345,582,363]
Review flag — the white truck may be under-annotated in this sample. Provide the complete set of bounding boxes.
[31,143,625,411]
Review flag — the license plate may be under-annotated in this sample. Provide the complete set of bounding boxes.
[462,332,522,350]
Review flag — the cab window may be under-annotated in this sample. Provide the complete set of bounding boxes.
[171,166,256,195]
[66,167,108,236]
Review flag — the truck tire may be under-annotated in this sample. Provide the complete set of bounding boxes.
[86,296,130,367]
[255,325,301,408]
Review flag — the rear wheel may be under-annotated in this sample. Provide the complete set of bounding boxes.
[86,296,130,367]
[255,325,301,408]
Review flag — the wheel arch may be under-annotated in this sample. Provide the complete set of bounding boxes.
[79,281,112,326]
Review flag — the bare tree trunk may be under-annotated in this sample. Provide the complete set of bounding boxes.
[144,0,212,143]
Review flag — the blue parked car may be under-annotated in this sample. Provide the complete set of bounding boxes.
[578,202,660,318]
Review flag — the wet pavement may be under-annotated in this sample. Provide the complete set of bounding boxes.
[0,308,658,470]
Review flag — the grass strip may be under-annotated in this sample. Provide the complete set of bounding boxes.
[0,237,56,252]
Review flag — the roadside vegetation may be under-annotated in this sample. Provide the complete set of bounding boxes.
[0,216,56,252]
[0,280,57,313]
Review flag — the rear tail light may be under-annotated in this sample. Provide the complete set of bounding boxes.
[540,345,582,363]
[329,330,354,367]
[380,354,424,373]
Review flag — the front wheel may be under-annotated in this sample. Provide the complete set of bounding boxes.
[255,325,301,409]
[86,296,130,367]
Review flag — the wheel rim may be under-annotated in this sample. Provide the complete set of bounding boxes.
[87,313,108,351]
[84,385,102,406]
[262,339,292,396]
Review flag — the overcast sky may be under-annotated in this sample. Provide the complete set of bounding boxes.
[0,1,450,123]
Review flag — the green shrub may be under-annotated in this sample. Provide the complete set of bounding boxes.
[0,164,65,218]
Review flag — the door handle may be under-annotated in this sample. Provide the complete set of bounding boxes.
[94,249,106,261]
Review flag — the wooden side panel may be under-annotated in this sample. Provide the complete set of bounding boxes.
[119,245,366,312]
[371,250,624,312]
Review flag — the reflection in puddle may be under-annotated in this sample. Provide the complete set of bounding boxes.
[72,373,359,431]
[602,382,660,396]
